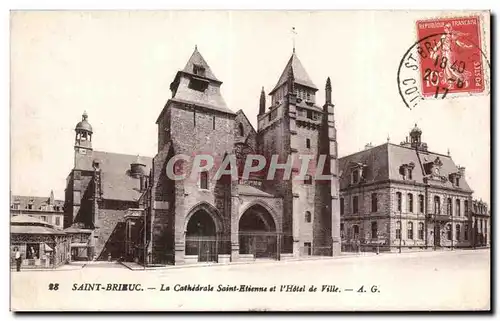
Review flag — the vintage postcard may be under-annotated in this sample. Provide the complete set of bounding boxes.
[9,10,491,311]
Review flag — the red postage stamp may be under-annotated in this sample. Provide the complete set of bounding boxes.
[416,16,485,97]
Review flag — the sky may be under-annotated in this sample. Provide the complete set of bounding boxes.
[10,10,490,205]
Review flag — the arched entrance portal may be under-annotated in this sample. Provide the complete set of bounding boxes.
[239,204,279,259]
[185,210,218,262]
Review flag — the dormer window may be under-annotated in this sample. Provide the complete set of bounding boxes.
[400,162,415,180]
[306,110,313,119]
[449,172,461,187]
[193,64,205,76]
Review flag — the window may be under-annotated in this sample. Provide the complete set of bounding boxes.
[456,224,461,241]
[434,196,441,214]
[447,198,452,215]
[396,192,402,212]
[193,64,206,76]
[418,222,424,239]
[371,193,378,212]
[238,123,244,136]
[456,199,461,217]
[407,222,414,239]
[353,225,359,238]
[455,177,460,187]
[304,242,312,256]
[188,78,208,92]
[55,217,61,226]
[306,139,311,149]
[306,110,312,119]
[26,243,40,260]
[304,174,313,185]
[305,211,311,223]
[408,169,413,180]
[396,221,401,239]
[418,194,424,213]
[200,171,209,190]
[352,196,358,214]
[40,216,47,222]
[340,198,344,215]
[340,223,345,238]
[464,200,469,216]
[352,170,359,184]
[27,204,33,210]
[407,194,413,213]
[371,221,378,239]
[193,110,196,127]
[213,116,216,130]
[446,224,452,240]
[464,224,469,241]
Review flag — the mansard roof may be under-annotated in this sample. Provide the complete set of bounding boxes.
[338,143,472,192]
[270,52,318,95]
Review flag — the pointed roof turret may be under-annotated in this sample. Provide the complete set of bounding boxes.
[269,52,318,95]
[181,46,220,82]
[162,46,234,121]
[259,87,266,115]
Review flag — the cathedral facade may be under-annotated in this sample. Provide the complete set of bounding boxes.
[64,48,341,265]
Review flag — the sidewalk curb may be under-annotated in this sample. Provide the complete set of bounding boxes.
[119,253,381,271]
[120,248,488,271]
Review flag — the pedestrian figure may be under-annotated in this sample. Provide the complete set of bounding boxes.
[14,247,22,271]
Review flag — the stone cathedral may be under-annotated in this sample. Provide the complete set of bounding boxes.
[64,47,341,265]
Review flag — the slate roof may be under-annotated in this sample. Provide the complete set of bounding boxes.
[163,48,234,117]
[338,143,472,192]
[270,52,318,94]
[11,195,64,212]
[182,47,220,82]
[92,151,152,202]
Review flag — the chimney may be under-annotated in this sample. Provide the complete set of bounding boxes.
[458,166,465,177]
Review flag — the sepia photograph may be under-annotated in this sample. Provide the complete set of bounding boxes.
[9,10,491,311]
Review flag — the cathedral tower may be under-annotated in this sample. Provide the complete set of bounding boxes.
[151,47,236,264]
[257,51,340,257]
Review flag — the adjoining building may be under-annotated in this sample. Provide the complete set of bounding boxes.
[63,47,342,265]
[10,214,70,269]
[11,191,65,229]
[471,199,490,248]
[339,125,477,252]
[63,110,152,261]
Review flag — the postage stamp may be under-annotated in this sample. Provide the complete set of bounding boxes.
[416,16,485,96]
[397,14,490,109]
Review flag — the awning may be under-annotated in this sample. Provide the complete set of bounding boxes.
[43,243,53,252]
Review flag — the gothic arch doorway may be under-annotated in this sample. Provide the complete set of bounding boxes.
[185,209,219,262]
[239,204,279,259]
